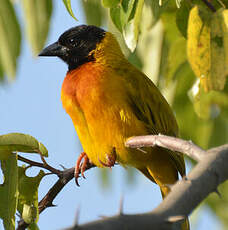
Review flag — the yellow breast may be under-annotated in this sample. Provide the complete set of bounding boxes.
[61,61,149,167]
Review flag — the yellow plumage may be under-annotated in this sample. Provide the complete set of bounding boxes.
[40,26,189,229]
[61,32,185,196]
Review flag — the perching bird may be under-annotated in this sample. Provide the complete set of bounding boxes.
[39,25,189,229]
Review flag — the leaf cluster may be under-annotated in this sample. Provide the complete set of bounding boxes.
[0,0,52,82]
[0,133,47,230]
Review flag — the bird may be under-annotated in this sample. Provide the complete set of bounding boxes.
[39,25,189,229]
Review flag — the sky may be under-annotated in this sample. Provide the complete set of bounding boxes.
[0,1,222,230]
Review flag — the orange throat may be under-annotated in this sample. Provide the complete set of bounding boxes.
[61,62,105,108]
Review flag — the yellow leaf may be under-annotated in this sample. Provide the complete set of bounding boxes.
[187,6,228,92]
[221,10,228,76]
[210,9,228,90]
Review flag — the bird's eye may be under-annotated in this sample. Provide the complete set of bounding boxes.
[68,38,77,47]
[69,38,74,43]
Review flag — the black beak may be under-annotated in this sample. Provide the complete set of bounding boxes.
[39,42,69,57]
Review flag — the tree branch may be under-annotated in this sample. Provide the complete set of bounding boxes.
[17,135,228,230]
[17,161,95,230]
[64,137,228,230]
[125,134,206,161]
[18,155,61,174]
[38,163,96,214]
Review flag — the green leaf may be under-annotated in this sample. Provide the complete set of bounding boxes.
[22,0,52,55]
[175,0,181,8]
[0,133,48,157]
[17,166,45,225]
[110,0,137,33]
[109,0,144,51]
[0,154,18,230]
[123,0,144,52]
[82,0,107,26]
[0,0,21,81]
[148,0,169,25]
[187,6,228,92]
[62,0,77,21]
[165,37,186,82]
[122,0,137,21]
[162,12,181,43]
[0,150,12,160]
[110,6,124,32]
[28,223,40,230]
[176,0,191,38]
[102,0,120,8]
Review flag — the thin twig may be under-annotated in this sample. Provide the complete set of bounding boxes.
[18,155,62,175]
[125,134,206,162]
[40,154,62,175]
[18,155,52,170]
[40,162,95,213]
[17,163,95,230]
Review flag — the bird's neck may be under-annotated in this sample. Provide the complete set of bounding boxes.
[90,32,126,66]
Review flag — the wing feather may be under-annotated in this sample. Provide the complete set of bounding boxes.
[123,66,186,176]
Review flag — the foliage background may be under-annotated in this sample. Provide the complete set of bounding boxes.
[0,0,227,229]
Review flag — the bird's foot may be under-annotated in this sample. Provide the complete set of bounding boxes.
[98,147,117,168]
[74,152,91,186]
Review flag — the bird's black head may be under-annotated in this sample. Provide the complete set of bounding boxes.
[39,25,105,70]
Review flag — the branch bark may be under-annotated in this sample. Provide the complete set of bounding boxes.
[126,134,206,161]
[64,136,228,230]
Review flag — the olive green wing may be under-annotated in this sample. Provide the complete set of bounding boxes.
[124,66,186,177]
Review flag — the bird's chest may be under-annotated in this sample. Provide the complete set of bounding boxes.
[61,64,106,116]
[60,63,148,167]
[61,64,124,165]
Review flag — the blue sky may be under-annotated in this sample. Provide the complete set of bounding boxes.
[0,1,222,229]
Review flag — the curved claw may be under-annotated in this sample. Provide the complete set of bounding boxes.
[98,149,116,168]
[98,157,113,168]
[74,152,89,186]
[81,156,89,179]
[74,169,80,187]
